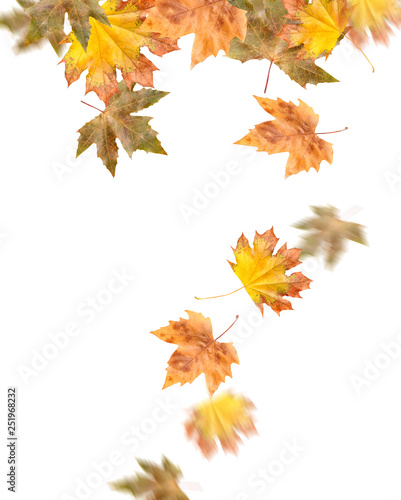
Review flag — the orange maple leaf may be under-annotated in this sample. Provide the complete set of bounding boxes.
[235,96,334,178]
[140,0,247,67]
[151,311,239,396]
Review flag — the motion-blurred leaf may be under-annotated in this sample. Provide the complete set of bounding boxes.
[0,0,65,55]
[293,205,368,267]
[185,391,257,459]
[111,456,189,499]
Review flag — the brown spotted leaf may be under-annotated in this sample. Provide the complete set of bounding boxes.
[140,0,248,67]
[151,311,239,396]
[235,96,334,177]
[185,391,257,459]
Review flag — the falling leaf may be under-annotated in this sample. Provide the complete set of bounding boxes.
[0,0,66,55]
[228,0,338,88]
[110,456,189,499]
[235,96,334,177]
[348,0,401,46]
[278,0,352,60]
[151,311,239,396]
[61,0,179,104]
[25,0,110,51]
[185,391,257,459]
[140,0,248,68]
[228,228,311,315]
[293,205,368,267]
[77,81,167,176]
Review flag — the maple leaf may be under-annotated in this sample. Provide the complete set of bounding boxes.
[77,81,167,176]
[0,0,66,55]
[151,311,239,396]
[278,0,353,60]
[25,0,110,52]
[348,0,401,46]
[61,0,179,104]
[196,229,311,314]
[228,0,338,88]
[228,229,311,315]
[293,205,368,267]
[140,0,248,68]
[110,456,189,499]
[184,391,257,459]
[235,96,334,177]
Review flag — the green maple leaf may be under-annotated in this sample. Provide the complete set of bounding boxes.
[228,0,338,88]
[110,456,189,499]
[0,0,65,55]
[293,205,368,267]
[77,81,168,177]
[25,0,110,51]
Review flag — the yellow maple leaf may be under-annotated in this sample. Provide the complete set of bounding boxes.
[184,391,257,459]
[140,0,248,68]
[151,311,239,396]
[349,0,401,46]
[228,228,311,315]
[61,0,179,104]
[196,228,312,315]
[279,0,353,59]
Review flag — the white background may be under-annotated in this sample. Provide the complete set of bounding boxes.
[2,1,401,499]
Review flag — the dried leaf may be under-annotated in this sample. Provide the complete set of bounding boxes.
[77,81,167,176]
[228,228,311,315]
[235,96,334,177]
[141,0,248,68]
[151,311,239,396]
[61,0,179,104]
[228,0,338,87]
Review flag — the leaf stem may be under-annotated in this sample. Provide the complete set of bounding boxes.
[195,286,245,301]
[215,315,239,341]
[316,127,348,135]
[345,35,375,72]
[273,127,348,139]
[81,101,104,114]
[264,59,274,93]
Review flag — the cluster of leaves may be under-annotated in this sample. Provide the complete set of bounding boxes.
[1,1,374,497]
[2,0,399,176]
[150,228,310,459]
